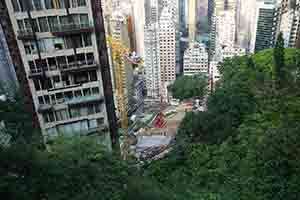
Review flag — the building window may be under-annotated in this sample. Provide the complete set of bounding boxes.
[25,0,34,11]
[43,112,55,123]
[71,0,86,7]
[88,119,97,129]
[92,87,100,95]
[47,57,57,70]
[17,20,25,31]
[39,17,49,32]
[73,35,83,48]
[24,19,32,31]
[48,16,59,32]
[83,34,92,47]
[70,107,81,118]
[78,0,86,7]
[89,71,97,82]
[12,0,20,12]
[24,42,37,54]
[86,53,94,64]
[33,79,41,91]
[55,110,68,121]
[83,88,91,96]
[79,14,89,24]
[33,0,43,10]
[44,0,53,9]
[47,0,63,9]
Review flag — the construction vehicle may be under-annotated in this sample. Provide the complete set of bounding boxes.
[106,36,143,159]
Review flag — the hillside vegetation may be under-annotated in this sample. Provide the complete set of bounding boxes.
[1,38,300,199]
[147,46,300,199]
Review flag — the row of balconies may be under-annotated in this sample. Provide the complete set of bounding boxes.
[28,60,98,78]
[38,95,104,113]
[17,22,94,40]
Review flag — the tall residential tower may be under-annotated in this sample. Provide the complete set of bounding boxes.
[5,0,117,144]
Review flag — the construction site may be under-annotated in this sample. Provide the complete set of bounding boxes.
[107,34,187,162]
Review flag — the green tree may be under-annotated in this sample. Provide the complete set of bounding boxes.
[274,32,286,89]
[0,83,42,147]
[0,137,130,200]
[170,74,208,101]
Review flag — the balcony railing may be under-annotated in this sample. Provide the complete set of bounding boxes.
[38,95,103,113]
[51,22,94,36]
[28,68,44,78]
[60,60,98,73]
[17,29,35,40]
[65,95,103,107]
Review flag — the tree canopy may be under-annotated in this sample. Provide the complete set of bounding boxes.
[169,74,208,101]
[147,48,300,200]
[2,48,300,200]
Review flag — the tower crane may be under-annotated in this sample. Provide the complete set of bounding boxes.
[106,36,143,159]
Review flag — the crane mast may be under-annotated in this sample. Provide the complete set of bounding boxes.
[106,36,143,159]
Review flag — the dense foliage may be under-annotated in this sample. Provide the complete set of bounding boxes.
[0,84,42,146]
[1,45,300,200]
[0,137,173,200]
[147,47,300,199]
[169,74,208,101]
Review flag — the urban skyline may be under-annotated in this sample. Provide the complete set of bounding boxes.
[0,0,299,146]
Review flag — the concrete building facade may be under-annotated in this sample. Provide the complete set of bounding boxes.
[250,0,278,53]
[183,42,209,76]
[159,6,177,100]
[144,23,161,99]
[5,0,117,144]
[0,22,18,87]
[215,10,236,47]
[277,0,300,48]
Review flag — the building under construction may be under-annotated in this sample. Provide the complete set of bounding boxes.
[1,0,118,146]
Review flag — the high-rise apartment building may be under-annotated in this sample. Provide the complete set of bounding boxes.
[144,0,160,99]
[144,0,177,101]
[250,0,278,53]
[0,0,39,130]
[179,0,188,34]
[0,23,18,87]
[159,6,177,100]
[188,0,197,42]
[183,42,209,76]
[132,0,145,57]
[5,0,117,144]
[208,0,237,54]
[215,10,236,47]
[276,0,300,48]
[144,23,161,99]
[235,0,258,50]
[214,0,237,14]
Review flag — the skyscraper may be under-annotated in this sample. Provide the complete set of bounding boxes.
[144,0,161,99]
[215,10,236,47]
[0,0,39,130]
[144,23,161,99]
[159,6,177,100]
[250,0,278,52]
[132,0,146,57]
[277,0,300,48]
[5,0,118,145]
[183,42,209,76]
[235,0,258,50]
[188,0,197,42]
[179,0,188,34]
[215,0,237,14]
[0,23,18,87]
[144,0,177,101]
